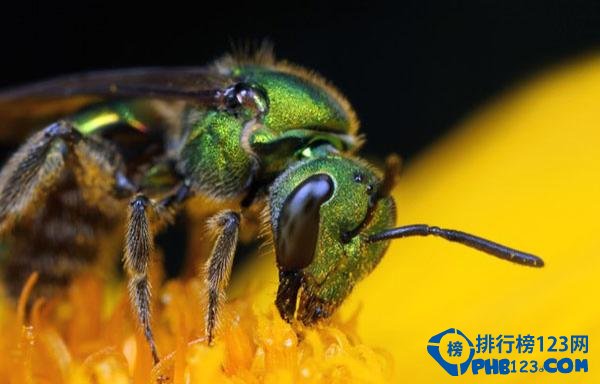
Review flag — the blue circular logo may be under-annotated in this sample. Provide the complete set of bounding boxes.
[427,328,475,376]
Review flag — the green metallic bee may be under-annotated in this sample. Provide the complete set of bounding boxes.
[0,47,543,364]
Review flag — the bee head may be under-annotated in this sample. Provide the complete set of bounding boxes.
[268,153,543,325]
[268,155,397,324]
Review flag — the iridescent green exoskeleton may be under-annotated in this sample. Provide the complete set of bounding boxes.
[0,47,543,364]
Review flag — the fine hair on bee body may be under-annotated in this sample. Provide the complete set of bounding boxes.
[0,45,543,365]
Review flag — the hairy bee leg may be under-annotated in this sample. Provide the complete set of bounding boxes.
[0,120,131,234]
[124,194,160,364]
[204,210,240,345]
[123,186,191,365]
[0,122,71,234]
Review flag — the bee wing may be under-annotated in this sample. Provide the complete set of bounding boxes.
[0,67,227,142]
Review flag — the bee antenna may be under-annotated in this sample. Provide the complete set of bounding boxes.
[366,224,544,267]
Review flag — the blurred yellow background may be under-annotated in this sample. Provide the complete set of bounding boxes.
[236,53,600,383]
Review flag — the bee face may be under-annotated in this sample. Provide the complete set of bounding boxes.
[269,156,396,323]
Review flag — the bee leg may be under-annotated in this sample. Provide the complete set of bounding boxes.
[203,210,240,345]
[124,193,162,364]
[123,185,191,364]
[0,120,131,235]
[0,121,73,234]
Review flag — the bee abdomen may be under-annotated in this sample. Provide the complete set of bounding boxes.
[2,172,123,299]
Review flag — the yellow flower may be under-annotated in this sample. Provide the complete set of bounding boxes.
[0,270,394,383]
[2,53,600,383]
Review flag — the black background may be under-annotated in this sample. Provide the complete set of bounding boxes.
[2,0,600,160]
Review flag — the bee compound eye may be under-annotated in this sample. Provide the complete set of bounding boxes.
[276,174,334,271]
[225,82,269,117]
